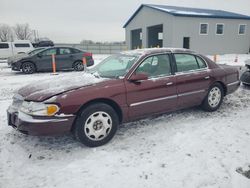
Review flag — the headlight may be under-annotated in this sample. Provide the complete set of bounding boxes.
[20,101,59,116]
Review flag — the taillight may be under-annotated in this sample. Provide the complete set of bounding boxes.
[84,52,92,57]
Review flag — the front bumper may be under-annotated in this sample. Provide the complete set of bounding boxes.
[7,106,76,136]
[11,62,21,71]
[87,59,94,67]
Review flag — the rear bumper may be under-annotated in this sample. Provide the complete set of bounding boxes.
[7,106,75,136]
[227,80,240,94]
[87,59,94,67]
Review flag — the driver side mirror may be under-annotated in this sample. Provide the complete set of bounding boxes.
[37,53,42,58]
[129,73,148,82]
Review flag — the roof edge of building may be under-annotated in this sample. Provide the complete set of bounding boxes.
[123,4,250,28]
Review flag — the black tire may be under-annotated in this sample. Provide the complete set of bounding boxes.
[73,103,119,147]
[73,61,84,71]
[22,62,35,74]
[201,83,224,112]
[242,82,250,87]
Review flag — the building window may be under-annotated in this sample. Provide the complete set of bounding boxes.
[200,23,208,35]
[158,32,163,40]
[216,24,224,35]
[239,24,246,35]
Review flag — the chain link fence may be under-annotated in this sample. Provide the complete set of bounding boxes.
[55,43,128,54]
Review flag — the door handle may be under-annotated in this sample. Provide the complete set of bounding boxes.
[166,82,173,86]
[204,76,210,80]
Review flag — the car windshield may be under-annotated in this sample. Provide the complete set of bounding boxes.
[89,54,139,78]
[28,48,44,55]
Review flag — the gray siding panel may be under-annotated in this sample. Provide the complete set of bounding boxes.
[125,6,250,54]
[173,17,250,54]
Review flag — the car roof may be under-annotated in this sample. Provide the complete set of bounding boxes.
[121,48,196,56]
[38,46,84,52]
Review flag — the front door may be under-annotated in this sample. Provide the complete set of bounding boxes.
[36,48,57,71]
[126,54,177,119]
[173,53,211,109]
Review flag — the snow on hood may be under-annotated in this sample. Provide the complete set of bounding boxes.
[18,72,107,102]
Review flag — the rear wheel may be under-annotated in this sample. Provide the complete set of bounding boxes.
[74,103,119,147]
[73,61,84,71]
[201,83,224,112]
[22,62,35,74]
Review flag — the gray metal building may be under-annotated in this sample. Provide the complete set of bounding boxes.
[124,4,250,54]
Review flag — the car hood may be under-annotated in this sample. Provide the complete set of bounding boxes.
[9,54,29,62]
[18,73,107,102]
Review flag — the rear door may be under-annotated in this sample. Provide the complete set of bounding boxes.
[173,53,211,109]
[56,47,74,70]
[35,48,57,71]
[125,53,177,119]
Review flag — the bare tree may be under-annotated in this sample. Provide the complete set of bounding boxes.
[13,23,32,40]
[0,24,13,42]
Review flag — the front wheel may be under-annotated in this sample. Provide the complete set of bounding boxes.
[22,62,35,74]
[201,83,224,112]
[73,103,119,147]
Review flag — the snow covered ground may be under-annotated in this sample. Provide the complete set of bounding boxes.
[0,54,250,188]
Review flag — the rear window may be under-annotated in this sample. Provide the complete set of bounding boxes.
[196,56,207,69]
[174,54,199,72]
[0,43,9,49]
[71,48,81,54]
[14,43,30,48]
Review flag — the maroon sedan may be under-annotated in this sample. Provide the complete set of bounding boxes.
[7,48,240,147]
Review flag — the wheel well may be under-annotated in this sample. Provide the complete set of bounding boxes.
[21,61,36,70]
[215,81,227,96]
[76,98,123,123]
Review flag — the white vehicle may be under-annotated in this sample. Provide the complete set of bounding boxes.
[0,40,34,60]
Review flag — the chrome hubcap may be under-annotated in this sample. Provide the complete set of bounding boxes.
[208,87,221,108]
[84,111,112,141]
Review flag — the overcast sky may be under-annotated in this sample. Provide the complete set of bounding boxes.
[1,0,250,43]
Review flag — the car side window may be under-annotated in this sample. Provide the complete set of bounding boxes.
[136,54,171,78]
[59,48,71,55]
[14,43,30,48]
[196,56,207,69]
[0,43,9,49]
[174,54,199,72]
[41,48,57,56]
[71,48,81,54]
